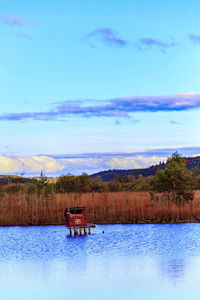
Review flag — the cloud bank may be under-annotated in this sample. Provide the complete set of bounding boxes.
[1,92,200,121]
[0,154,167,176]
[1,146,200,175]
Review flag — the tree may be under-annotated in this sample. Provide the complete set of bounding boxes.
[151,152,197,203]
[56,175,80,193]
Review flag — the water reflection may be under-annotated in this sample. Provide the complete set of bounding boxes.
[158,258,186,283]
[0,224,200,299]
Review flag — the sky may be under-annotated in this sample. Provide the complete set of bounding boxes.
[0,0,200,175]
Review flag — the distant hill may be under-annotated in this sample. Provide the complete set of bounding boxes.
[91,156,200,182]
[0,175,33,186]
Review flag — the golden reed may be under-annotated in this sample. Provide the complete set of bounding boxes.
[0,191,200,226]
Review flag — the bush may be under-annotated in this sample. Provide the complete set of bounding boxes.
[151,153,197,203]
[3,183,26,194]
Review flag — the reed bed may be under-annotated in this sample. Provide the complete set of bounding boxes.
[1,191,200,226]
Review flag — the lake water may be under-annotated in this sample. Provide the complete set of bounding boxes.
[0,224,200,300]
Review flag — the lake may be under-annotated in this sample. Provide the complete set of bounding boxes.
[0,224,200,299]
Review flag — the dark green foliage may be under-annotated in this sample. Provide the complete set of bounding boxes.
[3,183,26,194]
[27,177,54,196]
[151,153,197,203]
[106,180,122,192]
[55,175,80,193]
[122,174,133,183]
[131,175,154,191]
[0,176,33,185]
[56,174,106,193]
[91,165,163,182]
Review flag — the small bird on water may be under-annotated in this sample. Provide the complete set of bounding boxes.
[102,231,104,234]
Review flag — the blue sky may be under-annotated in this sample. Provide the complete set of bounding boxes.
[0,0,200,175]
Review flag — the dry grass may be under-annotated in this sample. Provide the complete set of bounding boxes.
[1,191,200,225]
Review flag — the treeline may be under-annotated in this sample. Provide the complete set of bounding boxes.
[0,170,199,196]
[91,164,165,182]
[91,155,200,182]
[0,153,199,198]
[0,173,153,195]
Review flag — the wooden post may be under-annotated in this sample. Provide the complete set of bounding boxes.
[69,228,72,237]
[84,228,87,235]
[74,228,78,236]
[88,228,91,234]
[79,228,82,236]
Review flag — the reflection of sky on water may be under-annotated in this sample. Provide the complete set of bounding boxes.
[0,224,200,299]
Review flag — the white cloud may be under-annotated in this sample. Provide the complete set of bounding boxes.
[19,156,64,173]
[105,156,166,170]
[0,156,23,173]
[0,154,167,176]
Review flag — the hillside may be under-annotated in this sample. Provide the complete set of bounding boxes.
[91,156,200,182]
[0,175,33,185]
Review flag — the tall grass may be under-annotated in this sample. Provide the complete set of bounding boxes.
[1,191,200,225]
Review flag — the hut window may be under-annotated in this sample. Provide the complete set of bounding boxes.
[69,208,83,214]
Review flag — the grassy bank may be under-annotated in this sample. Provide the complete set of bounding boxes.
[1,191,200,226]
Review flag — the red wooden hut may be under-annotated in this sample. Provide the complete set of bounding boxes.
[64,207,87,227]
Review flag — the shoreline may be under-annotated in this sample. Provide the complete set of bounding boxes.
[1,220,200,227]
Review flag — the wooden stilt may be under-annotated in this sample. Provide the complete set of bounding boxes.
[69,228,72,237]
[67,223,95,236]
